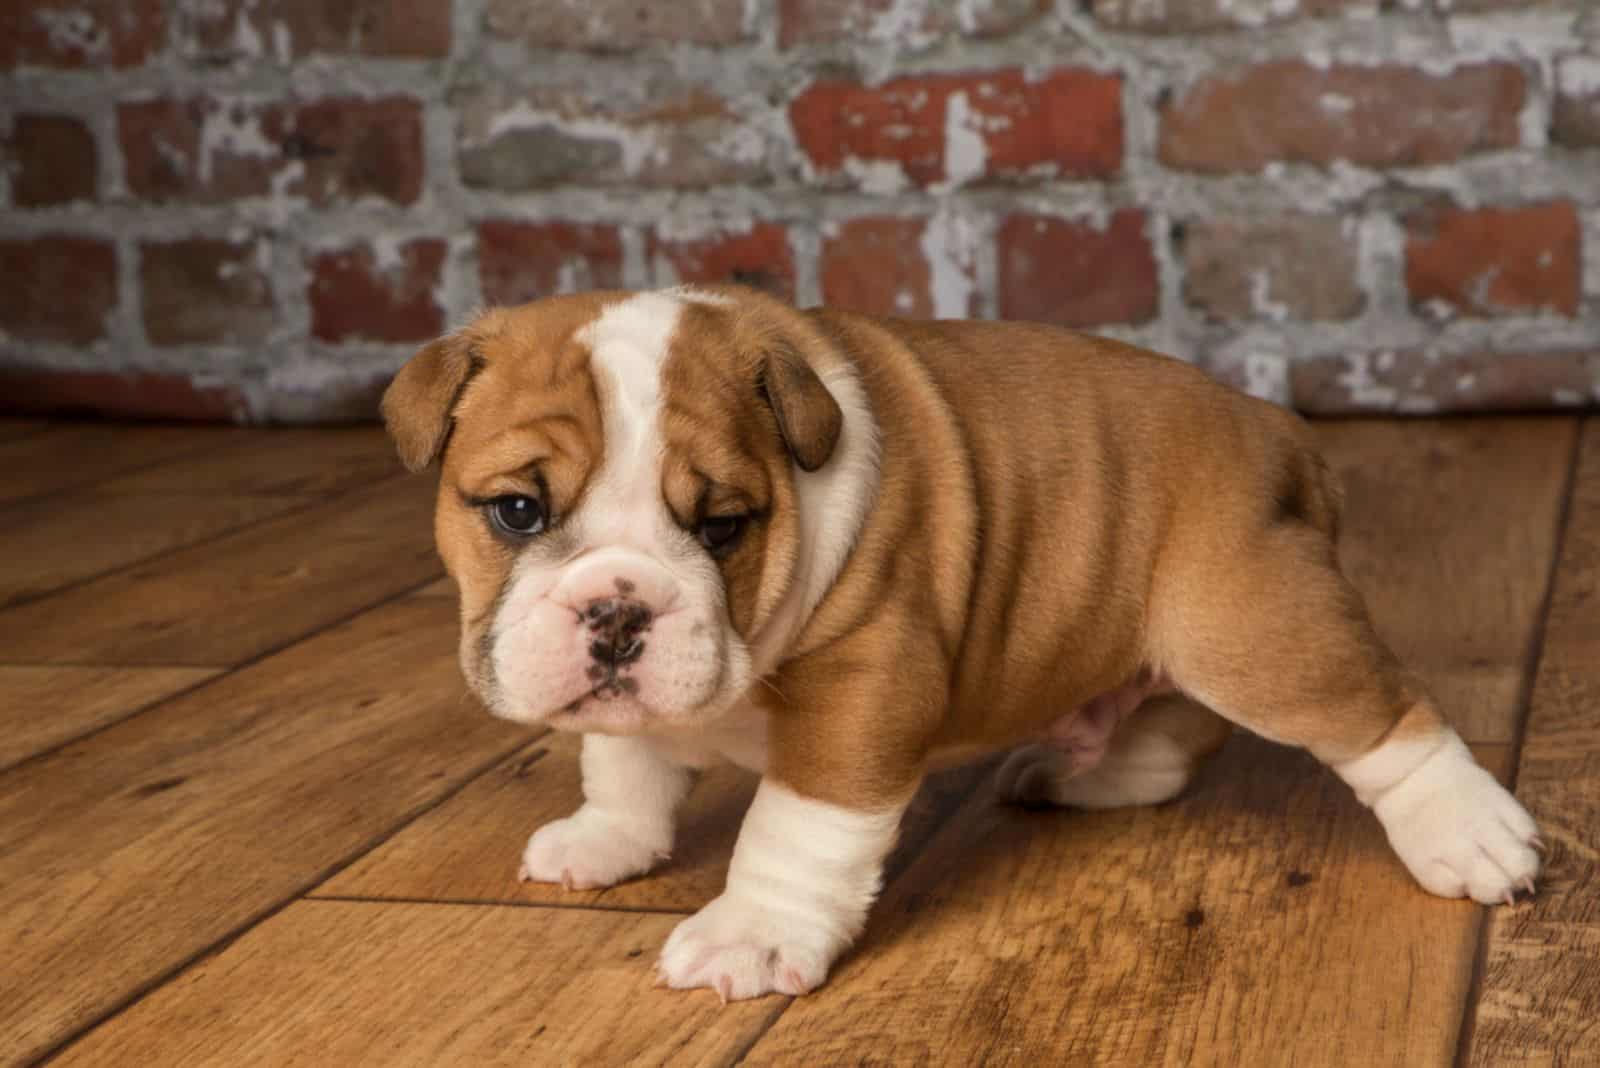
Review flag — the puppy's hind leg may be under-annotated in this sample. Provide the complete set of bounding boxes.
[997,696,1232,809]
[1150,520,1541,905]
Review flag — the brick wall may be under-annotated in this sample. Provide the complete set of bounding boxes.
[1,0,1596,422]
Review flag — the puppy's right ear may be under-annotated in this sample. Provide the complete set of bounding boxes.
[381,334,477,472]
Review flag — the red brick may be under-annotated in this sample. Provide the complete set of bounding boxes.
[456,85,761,190]
[141,238,275,346]
[791,68,1122,188]
[1182,215,1363,322]
[0,0,164,68]
[1159,61,1525,173]
[0,368,244,421]
[1291,350,1598,415]
[478,222,625,307]
[292,97,425,204]
[178,0,451,62]
[820,217,978,319]
[0,236,116,345]
[6,114,97,207]
[485,0,748,51]
[1405,202,1579,319]
[997,211,1158,327]
[649,225,795,299]
[1553,59,1600,148]
[1092,0,1370,33]
[309,240,446,343]
[119,97,285,202]
[779,0,1045,48]
[119,96,423,205]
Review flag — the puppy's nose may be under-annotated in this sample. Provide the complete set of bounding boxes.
[582,596,652,668]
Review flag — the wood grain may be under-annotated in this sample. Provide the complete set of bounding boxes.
[49,901,783,1068]
[1472,420,1600,1066]
[0,599,528,1066]
[742,740,1512,1067]
[318,730,990,914]
[0,491,309,606]
[0,665,218,769]
[0,424,208,505]
[1316,418,1575,744]
[0,476,441,666]
[111,428,403,497]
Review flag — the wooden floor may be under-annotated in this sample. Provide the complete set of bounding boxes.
[1,415,1596,1067]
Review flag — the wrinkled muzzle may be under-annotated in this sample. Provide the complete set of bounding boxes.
[480,545,734,731]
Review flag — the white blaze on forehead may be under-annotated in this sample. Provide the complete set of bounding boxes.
[575,291,686,548]
[579,291,681,463]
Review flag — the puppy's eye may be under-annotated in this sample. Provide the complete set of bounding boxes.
[696,514,747,556]
[487,495,546,537]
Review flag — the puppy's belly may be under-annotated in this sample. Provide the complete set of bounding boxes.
[927,669,1177,774]
[1038,669,1175,774]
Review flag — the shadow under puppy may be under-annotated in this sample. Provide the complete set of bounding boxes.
[381,285,1541,1001]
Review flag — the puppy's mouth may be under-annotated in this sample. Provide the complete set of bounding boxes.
[562,668,642,713]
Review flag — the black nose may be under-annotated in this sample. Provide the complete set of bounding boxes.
[583,597,652,668]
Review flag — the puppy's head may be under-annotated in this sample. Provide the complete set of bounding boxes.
[382,288,845,734]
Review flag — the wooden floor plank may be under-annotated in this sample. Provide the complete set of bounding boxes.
[0,425,210,505]
[49,901,781,1068]
[1472,420,1600,1066]
[317,732,755,912]
[317,730,990,914]
[741,740,1512,1067]
[0,476,440,667]
[0,599,527,1067]
[0,492,311,607]
[110,428,402,497]
[0,665,218,769]
[1317,417,1576,744]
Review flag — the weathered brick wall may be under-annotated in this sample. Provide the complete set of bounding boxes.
[1,0,1596,422]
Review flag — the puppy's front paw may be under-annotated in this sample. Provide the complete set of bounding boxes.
[1372,738,1541,905]
[518,808,668,891]
[657,894,834,1001]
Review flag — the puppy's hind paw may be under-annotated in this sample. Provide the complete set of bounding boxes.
[1366,735,1542,906]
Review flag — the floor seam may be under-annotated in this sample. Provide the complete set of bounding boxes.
[0,432,240,515]
[0,473,409,613]
[0,496,321,613]
[303,894,699,917]
[1451,415,1587,1068]
[26,734,543,1068]
[0,567,445,777]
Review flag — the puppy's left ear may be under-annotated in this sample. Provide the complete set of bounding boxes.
[762,346,842,473]
[381,333,477,472]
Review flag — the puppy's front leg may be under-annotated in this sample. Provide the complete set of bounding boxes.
[656,777,908,1001]
[519,733,693,891]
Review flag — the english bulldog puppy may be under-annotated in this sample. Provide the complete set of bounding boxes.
[382,285,1542,1001]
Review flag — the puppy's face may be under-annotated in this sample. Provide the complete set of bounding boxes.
[382,289,842,734]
